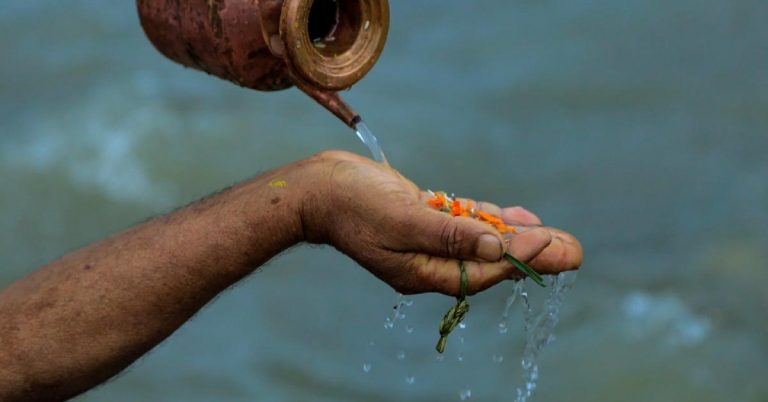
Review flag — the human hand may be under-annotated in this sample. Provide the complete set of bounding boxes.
[298,151,582,296]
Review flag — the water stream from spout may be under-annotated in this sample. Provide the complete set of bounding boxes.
[354,120,389,166]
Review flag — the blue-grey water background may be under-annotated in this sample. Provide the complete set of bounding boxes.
[2,0,767,400]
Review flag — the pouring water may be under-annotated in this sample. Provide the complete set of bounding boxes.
[354,119,389,166]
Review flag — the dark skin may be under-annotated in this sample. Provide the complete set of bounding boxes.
[0,150,582,401]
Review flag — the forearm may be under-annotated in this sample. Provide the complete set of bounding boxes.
[0,160,311,400]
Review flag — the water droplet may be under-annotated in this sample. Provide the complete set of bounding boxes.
[397,312,406,320]
[459,322,466,329]
[547,334,557,345]
[492,354,504,363]
[459,388,472,400]
[405,375,415,385]
[521,358,533,370]
[364,20,371,31]
[396,350,406,360]
[436,354,445,362]
[295,40,301,49]
[498,322,508,334]
[362,363,372,373]
[403,299,414,307]
[459,336,465,344]
[457,352,464,362]
[405,325,414,334]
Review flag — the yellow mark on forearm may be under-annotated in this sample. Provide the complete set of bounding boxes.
[268,179,287,188]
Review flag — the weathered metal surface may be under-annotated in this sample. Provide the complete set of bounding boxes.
[136,0,389,127]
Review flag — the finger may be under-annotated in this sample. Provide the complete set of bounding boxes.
[405,255,509,296]
[526,227,583,275]
[402,229,552,296]
[396,208,505,263]
[465,198,503,217]
[505,227,552,263]
[500,206,543,226]
[469,228,551,293]
[391,228,580,295]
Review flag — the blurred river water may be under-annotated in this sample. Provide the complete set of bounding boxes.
[1,0,767,401]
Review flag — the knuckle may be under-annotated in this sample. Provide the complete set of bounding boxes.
[439,220,465,257]
[420,264,440,288]
[389,257,428,295]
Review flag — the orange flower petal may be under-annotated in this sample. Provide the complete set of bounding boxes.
[451,200,462,216]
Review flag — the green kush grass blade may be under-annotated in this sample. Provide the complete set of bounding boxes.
[504,253,546,287]
[436,261,470,353]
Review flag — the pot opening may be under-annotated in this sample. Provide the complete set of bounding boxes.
[308,0,361,56]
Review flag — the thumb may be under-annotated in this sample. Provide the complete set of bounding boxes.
[401,209,504,262]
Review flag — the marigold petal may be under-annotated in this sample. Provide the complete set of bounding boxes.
[451,200,462,216]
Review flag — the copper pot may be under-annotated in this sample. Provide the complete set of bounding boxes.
[136,0,389,127]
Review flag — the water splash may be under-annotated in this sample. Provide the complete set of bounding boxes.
[384,294,412,330]
[354,120,389,165]
[498,280,526,334]
[396,350,406,361]
[520,283,534,332]
[514,272,578,402]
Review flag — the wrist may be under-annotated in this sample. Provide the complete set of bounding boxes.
[235,152,339,248]
[198,156,326,270]
[289,150,369,245]
[274,150,385,247]
[290,152,341,244]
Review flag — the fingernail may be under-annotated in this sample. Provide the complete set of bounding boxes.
[476,234,503,262]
